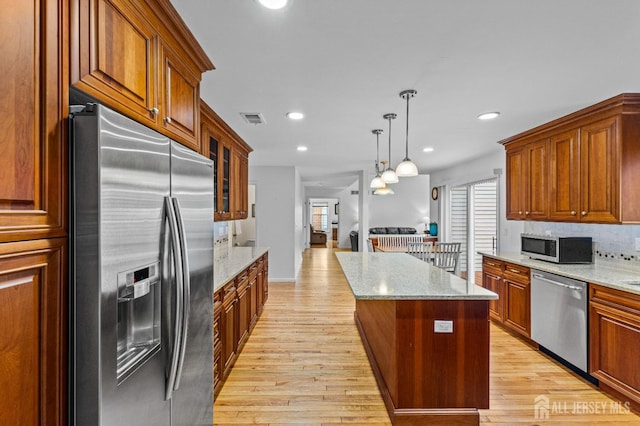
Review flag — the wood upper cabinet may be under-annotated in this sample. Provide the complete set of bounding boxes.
[590,283,640,406]
[70,0,213,150]
[158,40,201,151]
[231,148,250,219]
[71,0,157,127]
[0,0,67,242]
[549,129,580,220]
[505,139,549,220]
[0,239,66,426]
[580,117,619,223]
[503,94,640,223]
[201,100,253,221]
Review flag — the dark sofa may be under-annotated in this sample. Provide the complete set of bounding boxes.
[368,227,418,235]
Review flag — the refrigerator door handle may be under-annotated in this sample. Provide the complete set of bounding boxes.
[172,197,191,390]
[164,196,184,400]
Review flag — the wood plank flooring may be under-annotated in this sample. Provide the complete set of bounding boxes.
[213,247,640,425]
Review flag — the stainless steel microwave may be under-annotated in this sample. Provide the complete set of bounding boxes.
[521,234,593,263]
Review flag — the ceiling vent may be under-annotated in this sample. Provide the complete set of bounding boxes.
[240,112,266,125]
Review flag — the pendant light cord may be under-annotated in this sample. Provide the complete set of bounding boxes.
[405,93,410,159]
[387,117,392,170]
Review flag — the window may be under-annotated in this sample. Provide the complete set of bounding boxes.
[312,205,328,232]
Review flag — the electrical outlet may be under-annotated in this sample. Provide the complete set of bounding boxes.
[434,320,453,333]
[635,237,640,251]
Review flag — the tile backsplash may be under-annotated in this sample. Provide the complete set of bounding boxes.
[524,222,640,270]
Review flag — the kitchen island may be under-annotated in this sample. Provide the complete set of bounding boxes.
[336,252,498,426]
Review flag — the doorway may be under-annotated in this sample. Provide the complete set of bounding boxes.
[233,184,256,246]
[308,198,339,248]
[449,179,498,283]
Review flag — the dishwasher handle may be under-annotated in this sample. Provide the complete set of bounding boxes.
[532,273,585,292]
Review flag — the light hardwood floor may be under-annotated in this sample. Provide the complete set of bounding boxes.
[214,247,640,425]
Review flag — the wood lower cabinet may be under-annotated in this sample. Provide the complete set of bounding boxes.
[221,281,237,377]
[481,256,531,338]
[0,239,66,426]
[0,0,67,243]
[590,284,640,407]
[70,0,213,150]
[502,93,640,224]
[482,258,505,322]
[503,263,531,337]
[213,291,222,395]
[236,272,250,348]
[215,253,268,398]
[201,100,252,221]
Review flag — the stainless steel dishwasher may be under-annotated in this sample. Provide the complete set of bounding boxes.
[531,269,588,372]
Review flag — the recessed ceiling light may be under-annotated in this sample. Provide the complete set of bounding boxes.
[477,112,500,120]
[422,147,435,153]
[297,146,308,152]
[258,0,288,9]
[287,111,304,120]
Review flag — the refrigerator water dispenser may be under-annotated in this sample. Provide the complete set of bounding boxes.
[116,261,161,383]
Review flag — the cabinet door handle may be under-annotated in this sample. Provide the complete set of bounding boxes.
[495,277,501,281]
[525,211,530,215]
[150,107,159,115]
[571,211,576,216]
[518,211,523,215]
[581,211,587,216]
[165,117,172,124]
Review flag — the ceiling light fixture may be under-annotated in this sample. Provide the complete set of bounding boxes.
[373,166,394,195]
[373,185,394,195]
[396,90,419,177]
[477,111,500,120]
[287,111,304,120]
[258,0,288,10]
[297,146,308,152]
[380,113,399,184]
[369,129,386,189]
[423,147,434,153]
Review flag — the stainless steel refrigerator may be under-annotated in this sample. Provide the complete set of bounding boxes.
[70,103,214,426]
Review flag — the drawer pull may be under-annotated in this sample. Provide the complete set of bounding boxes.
[508,268,521,274]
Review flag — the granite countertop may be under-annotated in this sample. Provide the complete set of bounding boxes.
[214,246,269,292]
[335,252,498,300]
[480,251,640,295]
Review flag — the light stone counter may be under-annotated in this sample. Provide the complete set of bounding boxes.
[214,246,269,292]
[480,251,640,295]
[335,252,498,300]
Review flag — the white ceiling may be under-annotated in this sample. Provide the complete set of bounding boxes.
[172,0,640,190]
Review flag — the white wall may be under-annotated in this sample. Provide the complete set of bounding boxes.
[369,174,431,233]
[429,147,523,252]
[249,166,297,281]
[294,168,304,278]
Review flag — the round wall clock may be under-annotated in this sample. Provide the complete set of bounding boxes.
[431,187,439,200]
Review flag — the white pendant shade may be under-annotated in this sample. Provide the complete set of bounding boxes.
[396,159,418,177]
[380,169,399,184]
[370,175,385,189]
[374,185,394,195]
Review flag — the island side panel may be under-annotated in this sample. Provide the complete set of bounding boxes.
[396,299,490,409]
[355,299,399,405]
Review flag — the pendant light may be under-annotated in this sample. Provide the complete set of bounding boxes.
[374,160,394,195]
[380,113,399,184]
[396,90,419,177]
[369,129,385,189]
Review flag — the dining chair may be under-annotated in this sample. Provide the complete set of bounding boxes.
[406,241,433,262]
[366,238,374,252]
[433,242,461,274]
